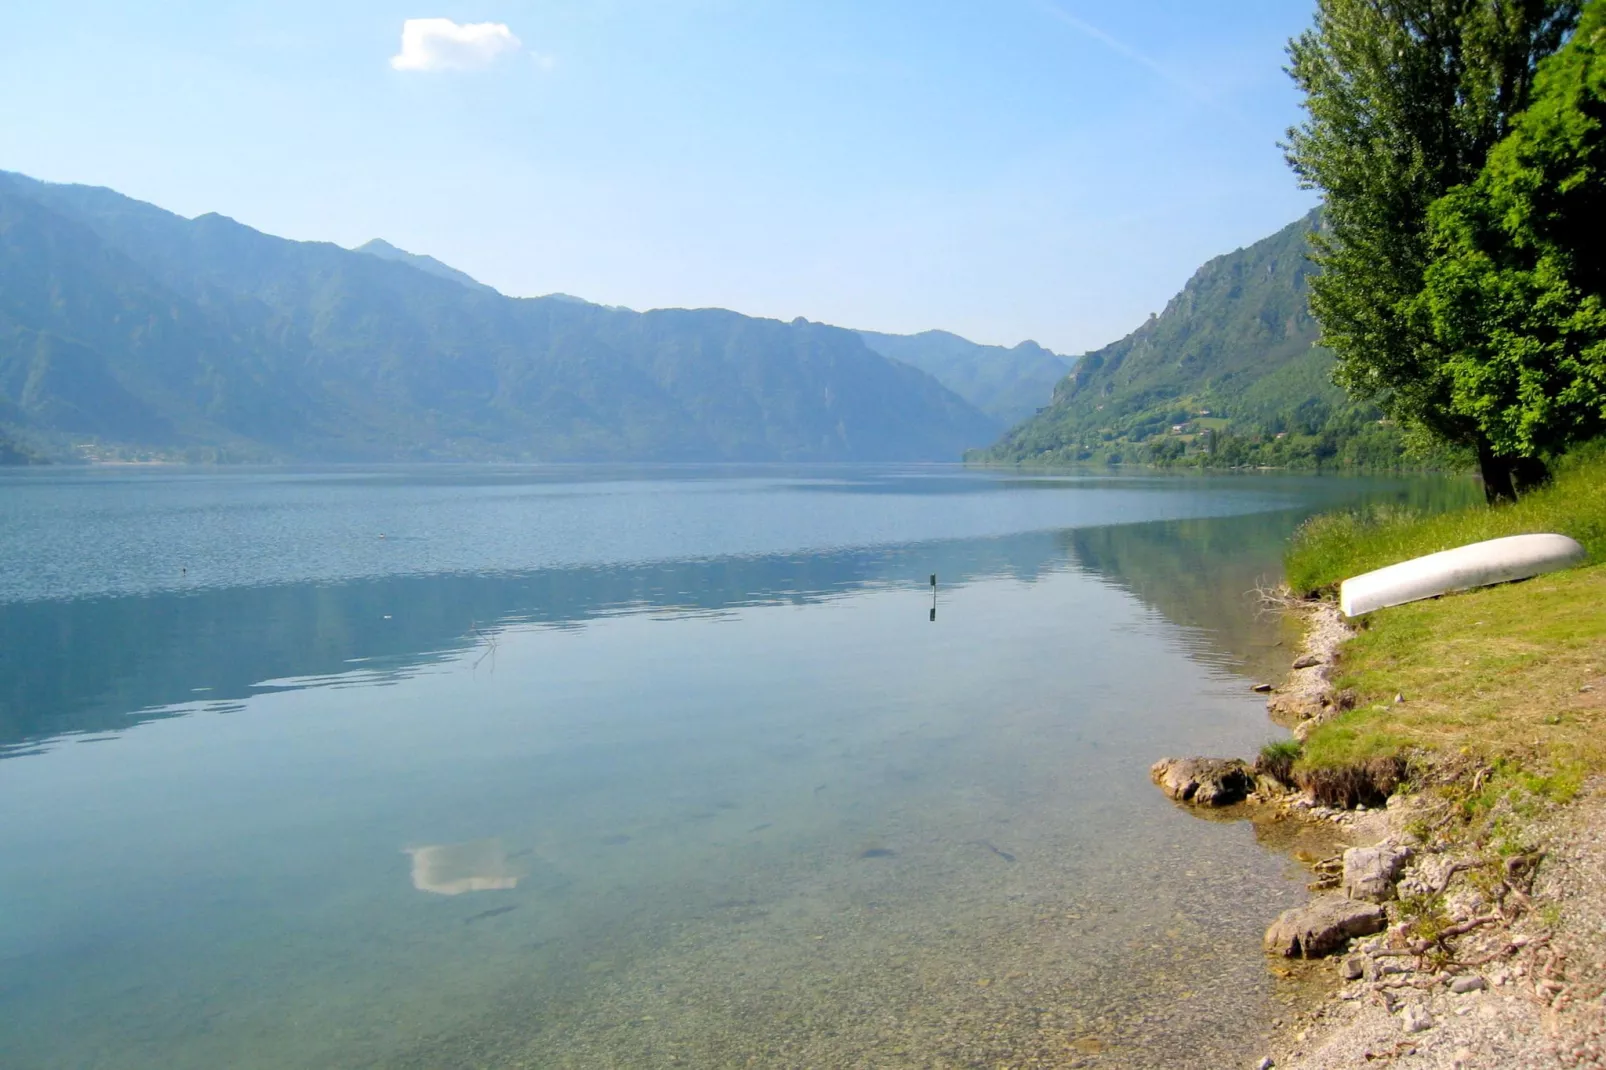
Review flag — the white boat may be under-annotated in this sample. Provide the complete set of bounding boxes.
[1340,533,1587,617]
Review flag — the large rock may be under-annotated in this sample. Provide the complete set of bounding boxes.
[1150,757,1254,806]
[1264,895,1387,958]
[1343,844,1413,902]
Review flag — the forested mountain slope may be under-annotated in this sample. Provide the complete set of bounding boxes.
[985,211,1412,469]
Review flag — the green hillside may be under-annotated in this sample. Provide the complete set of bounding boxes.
[856,329,1071,424]
[983,211,1423,470]
[0,427,42,465]
[0,171,997,463]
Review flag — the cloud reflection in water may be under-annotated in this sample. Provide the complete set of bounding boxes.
[406,839,519,895]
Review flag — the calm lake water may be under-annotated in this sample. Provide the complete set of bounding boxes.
[0,465,1475,1069]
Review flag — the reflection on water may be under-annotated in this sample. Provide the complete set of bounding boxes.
[1065,476,1482,678]
[0,532,1073,756]
[1,472,1478,759]
[407,840,519,896]
[0,466,1478,1069]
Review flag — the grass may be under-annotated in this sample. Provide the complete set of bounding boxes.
[1284,441,1606,596]
[1256,739,1303,786]
[1282,444,1606,809]
[1311,566,1606,766]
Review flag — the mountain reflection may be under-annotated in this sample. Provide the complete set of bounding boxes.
[1064,510,1311,679]
[0,476,1476,759]
[1062,479,1481,678]
[0,532,1068,756]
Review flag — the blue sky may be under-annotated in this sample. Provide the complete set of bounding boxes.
[1,1,1319,354]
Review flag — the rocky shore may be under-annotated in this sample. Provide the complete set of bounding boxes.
[1154,602,1606,1069]
[1266,786,1606,1070]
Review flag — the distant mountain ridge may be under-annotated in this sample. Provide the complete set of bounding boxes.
[353,238,497,294]
[983,210,1407,469]
[0,170,998,463]
[856,330,1072,425]
[354,241,1065,423]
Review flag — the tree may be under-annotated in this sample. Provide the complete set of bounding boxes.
[1415,2,1606,462]
[1285,0,1581,501]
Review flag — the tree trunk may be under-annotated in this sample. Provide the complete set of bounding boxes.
[1476,443,1550,504]
[1512,455,1551,495]
[1477,442,1519,505]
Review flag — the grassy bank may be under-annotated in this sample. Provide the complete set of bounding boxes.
[1281,446,1606,808]
[1285,443,1606,597]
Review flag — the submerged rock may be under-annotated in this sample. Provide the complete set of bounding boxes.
[1264,895,1386,958]
[1149,757,1254,806]
[1342,843,1413,902]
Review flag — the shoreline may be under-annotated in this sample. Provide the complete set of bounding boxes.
[1220,601,1606,1069]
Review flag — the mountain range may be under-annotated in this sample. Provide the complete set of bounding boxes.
[0,171,1044,464]
[348,225,1075,428]
[0,169,1406,471]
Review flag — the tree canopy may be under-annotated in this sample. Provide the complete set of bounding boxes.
[1285,0,1583,500]
[1415,2,1606,464]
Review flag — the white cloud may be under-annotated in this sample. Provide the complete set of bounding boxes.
[390,18,523,73]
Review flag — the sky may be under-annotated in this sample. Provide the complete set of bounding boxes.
[0,1,1321,354]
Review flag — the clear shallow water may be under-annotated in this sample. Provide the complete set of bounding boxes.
[0,465,1475,1068]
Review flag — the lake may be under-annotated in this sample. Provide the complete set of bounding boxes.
[0,465,1474,1068]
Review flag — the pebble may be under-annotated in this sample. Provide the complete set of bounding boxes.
[1450,974,1487,994]
[1400,1005,1435,1033]
[1257,1057,1275,1069]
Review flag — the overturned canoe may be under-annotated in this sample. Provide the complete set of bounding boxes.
[1340,533,1587,617]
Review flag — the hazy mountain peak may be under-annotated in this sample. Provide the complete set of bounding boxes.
[540,292,634,312]
[856,328,1072,425]
[353,238,497,294]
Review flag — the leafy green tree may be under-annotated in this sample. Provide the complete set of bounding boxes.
[1285,0,1581,501]
[1415,2,1606,464]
